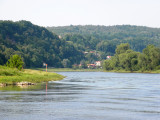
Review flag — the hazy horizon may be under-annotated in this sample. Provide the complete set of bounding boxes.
[0,0,160,28]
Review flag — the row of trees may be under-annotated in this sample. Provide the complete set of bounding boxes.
[104,43,160,71]
[48,25,160,63]
[47,25,160,52]
[2,21,160,69]
[0,20,84,68]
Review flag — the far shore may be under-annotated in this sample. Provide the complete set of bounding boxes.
[36,68,160,73]
[104,69,160,74]
[36,68,103,72]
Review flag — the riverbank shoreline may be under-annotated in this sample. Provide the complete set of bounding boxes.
[104,69,160,74]
[37,68,160,73]
[37,68,103,72]
[0,66,65,87]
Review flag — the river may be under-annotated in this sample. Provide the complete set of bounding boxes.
[0,72,160,120]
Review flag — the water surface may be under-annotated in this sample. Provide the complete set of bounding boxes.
[0,72,160,120]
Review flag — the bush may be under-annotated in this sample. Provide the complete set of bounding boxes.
[6,55,24,70]
[0,65,21,76]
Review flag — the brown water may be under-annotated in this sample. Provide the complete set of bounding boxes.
[0,72,160,120]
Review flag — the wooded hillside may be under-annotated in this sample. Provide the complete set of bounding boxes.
[47,25,160,54]
[1,21,160,68]
[0,20,84,67]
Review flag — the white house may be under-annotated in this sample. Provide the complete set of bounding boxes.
[95,61,101,67]
[107,56,111,59]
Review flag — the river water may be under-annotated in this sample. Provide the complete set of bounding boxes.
[0,72,160,120]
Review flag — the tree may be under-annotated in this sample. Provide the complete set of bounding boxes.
[118,50,139,71]
[80,60,87,68]
[61,59,71,68]
[6,54,24,70]
[115,43,130,55]
[104,43,140,71]
[140,45,160,70]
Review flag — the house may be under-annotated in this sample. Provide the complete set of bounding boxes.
[95,61,101,67]
[58,35,62,39]
[84,52,89,54]
[90,51,95,53]
[107,56,111,59]
[87,64,96,68]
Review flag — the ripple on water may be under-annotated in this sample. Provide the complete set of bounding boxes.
[0,72,160,120]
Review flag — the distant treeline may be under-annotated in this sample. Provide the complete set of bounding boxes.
[0,20,84,67]
[1,20,160,68]
[104,43,160,72]
[47,25,160,57]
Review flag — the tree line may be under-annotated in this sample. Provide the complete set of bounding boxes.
[0,20,84,68]
[104,43,160,72]
[47,25,160,63]
[1,20,160,69]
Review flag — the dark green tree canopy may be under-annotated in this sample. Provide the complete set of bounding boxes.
[104,43,160,72]
[0,20,84,68]
[115,43,130,55]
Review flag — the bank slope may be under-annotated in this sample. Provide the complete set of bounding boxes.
[0,66,65,86]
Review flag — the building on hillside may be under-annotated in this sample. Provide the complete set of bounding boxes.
[89,51,95,53]
[58,35,62,39]
[87,64,96,68]
[107,56,111,59]
[84,52,89,54]
[95,61,101,67]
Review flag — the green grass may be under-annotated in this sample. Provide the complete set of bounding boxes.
[0,66,65,85]
[0,65,22,76]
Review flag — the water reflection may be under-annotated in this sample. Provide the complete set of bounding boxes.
[0,72,160,120]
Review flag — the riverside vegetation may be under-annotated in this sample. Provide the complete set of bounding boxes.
[104,43,160,72]
[0,66,64,86]
[0,55,64,86]
[1,20,160,73]
[1,20,160,68]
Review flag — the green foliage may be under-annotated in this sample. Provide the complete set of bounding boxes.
[0,20,84,68]
[61,59,71,68]
[0,67,64,84]
[0,65,21,76]
[104,43,160,72]
[80,60,88,69]
[115,43,130,55]
[47,25,160,54]
[2,21,160,68]
[47,25,160,63]
[6,54,24,70]
[118,50,140,71]
[139,45,160,71]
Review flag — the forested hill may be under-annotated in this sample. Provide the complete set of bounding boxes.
[1,21,160,68]
[0,20,84,67]
[47,25,160,36]
[47,25,160,53]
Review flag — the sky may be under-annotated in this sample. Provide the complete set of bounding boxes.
[0,0,160,28]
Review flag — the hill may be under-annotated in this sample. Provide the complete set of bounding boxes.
[1,21,160,68]
[0,20,84,67]
[47,25,160,56]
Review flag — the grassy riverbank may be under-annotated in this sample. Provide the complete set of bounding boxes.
[37,68,160,73]
[0,66,65,85]
[37,68,103,72]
